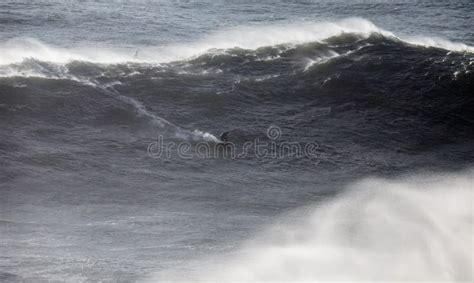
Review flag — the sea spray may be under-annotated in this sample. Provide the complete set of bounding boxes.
[151,170,473,282]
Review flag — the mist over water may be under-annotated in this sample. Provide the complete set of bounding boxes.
[0,1,473,281]
[151,171,473,282]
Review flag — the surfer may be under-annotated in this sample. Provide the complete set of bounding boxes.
[220,131,230,143]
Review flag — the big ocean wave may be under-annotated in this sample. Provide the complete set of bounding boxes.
[1,17,473,282]
[1,18,473,144]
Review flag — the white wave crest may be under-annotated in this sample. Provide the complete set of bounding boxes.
[151,170,474,282]
[1,18,472,66]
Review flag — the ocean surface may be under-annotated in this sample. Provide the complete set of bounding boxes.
[0,0,473,281]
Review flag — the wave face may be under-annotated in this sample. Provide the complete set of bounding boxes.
[155,171,473,282]
[1,20,473,147]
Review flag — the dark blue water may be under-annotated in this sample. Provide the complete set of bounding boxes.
[0,1,473,281]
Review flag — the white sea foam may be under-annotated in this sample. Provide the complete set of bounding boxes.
[403,35,474,53]
[0,18,472,66]
[150,170,474,282]
[0,37,137,65]
[303,50,340,72]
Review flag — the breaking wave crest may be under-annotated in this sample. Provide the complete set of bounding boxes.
[0,18,472,67]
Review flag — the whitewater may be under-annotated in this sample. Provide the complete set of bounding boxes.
[150,170,473,282]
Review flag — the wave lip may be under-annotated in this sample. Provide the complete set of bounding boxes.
[1,18,472,66]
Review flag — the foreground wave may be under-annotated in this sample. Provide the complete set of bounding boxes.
[150,170,473,282]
